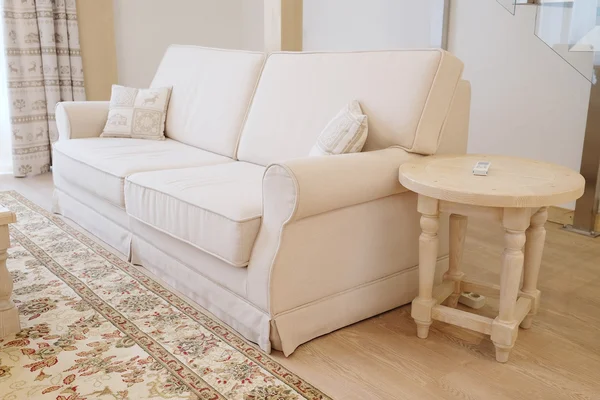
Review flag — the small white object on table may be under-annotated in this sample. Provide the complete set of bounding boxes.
[399,154,585,363]
[0,207,18,338]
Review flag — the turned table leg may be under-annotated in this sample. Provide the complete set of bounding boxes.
[0,210,18,338]
[520,207,547,329]
[491,208,529,363]
[445,214,467,308]
[412,195,440,339]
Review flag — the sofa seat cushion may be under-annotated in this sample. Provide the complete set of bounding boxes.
[53,138,232,208]
[125,162,264,267]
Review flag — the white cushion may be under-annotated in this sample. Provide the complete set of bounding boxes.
[53,138,232,207]
[125,162,264,267]
[150,45,265,158]
[238,49,464,166]
[101,85,171,140]
[309,100,368,156]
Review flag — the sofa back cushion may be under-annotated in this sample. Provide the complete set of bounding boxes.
[237,49,464,166]
[151,45,265,158]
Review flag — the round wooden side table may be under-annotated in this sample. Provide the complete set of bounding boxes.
[398,154,585,363]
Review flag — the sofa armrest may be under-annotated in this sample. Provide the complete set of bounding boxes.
[265,147,423,222]
[247,147,424,310]
[55,101,110,141]
[246,147,435,355]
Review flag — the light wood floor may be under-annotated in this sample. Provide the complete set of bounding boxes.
[2,173,600,400]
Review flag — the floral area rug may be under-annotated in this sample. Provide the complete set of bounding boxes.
[0,191,330,400]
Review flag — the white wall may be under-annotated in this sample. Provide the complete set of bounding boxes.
[448,0,591,206]
[303,0,443,51]
[113,0,264,87]
[303,0,591,208]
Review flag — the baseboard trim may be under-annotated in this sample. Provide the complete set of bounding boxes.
[547,206,600,232]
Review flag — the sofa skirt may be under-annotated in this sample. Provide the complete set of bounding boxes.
[131,215,450,356]
[52,187,132,257]
[53,184,274,353]
[130,233,273,353]
[271,256,449,356]
[53,185,451,356]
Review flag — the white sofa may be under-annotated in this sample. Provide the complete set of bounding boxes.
[52,45,471,356]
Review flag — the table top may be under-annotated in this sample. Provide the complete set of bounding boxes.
[0,207,16,225]
[398,154,585,208]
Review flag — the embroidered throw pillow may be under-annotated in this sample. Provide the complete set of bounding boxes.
[101,85,172,140]
[309,100,369,156]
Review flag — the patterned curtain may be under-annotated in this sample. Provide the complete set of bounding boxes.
[2,0,85,177]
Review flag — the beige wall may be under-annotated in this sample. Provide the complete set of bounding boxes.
[76,0,118,100]
[113,0,259,88]
[76,0,265,94]
[242,0,264,51]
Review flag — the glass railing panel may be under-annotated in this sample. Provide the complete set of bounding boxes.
[497,0,518,15]
[534,0,599,83]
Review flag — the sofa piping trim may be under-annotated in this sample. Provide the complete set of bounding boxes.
[53,149,127,208]
[436,80,468,152]
[260,164,301,314]
[54,146,128,180]
[260,155,414,314]
[270,47,445,56]
[410,51,464,155]
[53,187,130,230]
[270,257,447,319]
[131,232,262,303]
[269,148,413,223]
[125,179,262,224]
[127,214,254,268]
[155,45,266,159]
[264,49,461,155]
[56,103,73,140]
[165,44,265,56]
[232,54,268,161]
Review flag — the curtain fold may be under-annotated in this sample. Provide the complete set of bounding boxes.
[2,0,85,177]
[0,11,12,174]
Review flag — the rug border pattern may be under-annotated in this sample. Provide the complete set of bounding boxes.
[3,190,330,400]
[8,225,228,400]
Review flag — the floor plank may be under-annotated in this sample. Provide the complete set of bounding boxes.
[1,172,599,399]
